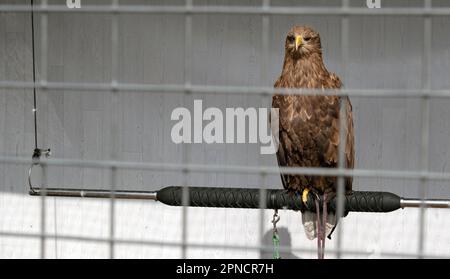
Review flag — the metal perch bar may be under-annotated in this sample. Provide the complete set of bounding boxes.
[29,186,450,212]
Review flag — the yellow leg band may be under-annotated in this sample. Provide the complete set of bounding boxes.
[302,188,310,204]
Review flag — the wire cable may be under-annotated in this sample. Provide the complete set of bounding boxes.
[31,0,38,150]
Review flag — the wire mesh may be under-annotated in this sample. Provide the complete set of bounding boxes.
[0,0,449,259]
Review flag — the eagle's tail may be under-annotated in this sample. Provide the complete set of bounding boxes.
[301,212,336,240]
[301,211,317,240]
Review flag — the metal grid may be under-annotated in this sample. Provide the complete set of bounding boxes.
[0,0,448,259]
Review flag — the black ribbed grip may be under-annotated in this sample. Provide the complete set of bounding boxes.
[156,186,401,213]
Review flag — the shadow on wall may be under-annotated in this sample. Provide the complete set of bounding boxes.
[260,226,300,259]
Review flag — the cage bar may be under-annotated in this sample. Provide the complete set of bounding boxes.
[0,0,448,259]
[1,5,450,16]
[9,155,450,181]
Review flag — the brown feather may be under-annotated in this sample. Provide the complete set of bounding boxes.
[273,26,355,194]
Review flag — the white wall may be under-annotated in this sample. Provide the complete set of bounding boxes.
[1,0,450,258]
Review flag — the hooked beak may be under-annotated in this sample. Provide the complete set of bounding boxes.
[295,35,303,51]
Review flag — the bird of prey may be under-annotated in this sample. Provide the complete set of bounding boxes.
[272,26,355,259]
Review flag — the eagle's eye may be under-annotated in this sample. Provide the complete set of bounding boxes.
[303,36,312,42]
[287,35,295,43]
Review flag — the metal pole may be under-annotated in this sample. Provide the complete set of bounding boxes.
[400,198,449,209]
[30,187,157,200]
[29,186,450,210]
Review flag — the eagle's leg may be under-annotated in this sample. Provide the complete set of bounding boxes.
[322,192,328,259]
[314,198,323,259]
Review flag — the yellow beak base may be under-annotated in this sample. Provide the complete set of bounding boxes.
[295,36,303,50]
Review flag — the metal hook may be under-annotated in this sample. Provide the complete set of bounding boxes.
[28,163,36,194]
[29,148,51,193]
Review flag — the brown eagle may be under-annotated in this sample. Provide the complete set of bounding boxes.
[272,26,355,259]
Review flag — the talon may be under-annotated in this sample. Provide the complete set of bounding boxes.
[302,188,310,204]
